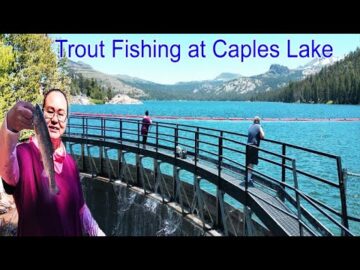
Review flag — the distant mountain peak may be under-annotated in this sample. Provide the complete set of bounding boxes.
[297,55,342,69]
[214,72,241,81]
[67,60,93,70]
[298,55,342,77]
[268,64,290,75]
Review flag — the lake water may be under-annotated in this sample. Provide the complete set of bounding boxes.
[70,101,360,235]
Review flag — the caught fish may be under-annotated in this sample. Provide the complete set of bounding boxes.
[33,104,59,194]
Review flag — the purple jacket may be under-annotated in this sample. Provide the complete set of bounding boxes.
[14,141,84,236]
[141,116,152,135]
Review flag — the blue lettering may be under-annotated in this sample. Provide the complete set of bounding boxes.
[113,39,124,57]
[311,40,321,57]
[68,44,75,57]
[322,44,333,57]
[288,39,334,58]
[55,39,105,58]
[75,44,86,58]
[269,44,280,57]
[240,44,251,62]
[287,39,298,58]
[169,44,181,63]
[299,45,310,57]
[213,39,227,58]
[257,44,269,58]
[228,44,239,58]
[129,44,140,57]
[55,39,68,57]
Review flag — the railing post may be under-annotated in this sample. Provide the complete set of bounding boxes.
[99,146,104,176]
[280,144,286,202]
[82,117,85,138]
[243,143,250,236]
[100,118,104,176]
[136,154,141,187]
[153,159,158,190]
[245,144,249,191]
[117,148,121,180]
[156,122,159,152]
[102,117,105,138]
[173,125,179,199]
[84,117,88,172]
[81,142,85,172]
[174,125,178,158]
[195,128,199,167]
[173,166,179,202]
[337,157,349,234]
[137,121,140,147]
[216,131,224,229]
[291,159,303,236]
[218,131,223,178]
[119,119,122,142]
[85,117,88,138]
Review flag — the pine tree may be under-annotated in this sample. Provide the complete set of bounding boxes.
[255,47,360,104]
[0,34,72,139]
[0,40,15,121]
[1,34,71,111]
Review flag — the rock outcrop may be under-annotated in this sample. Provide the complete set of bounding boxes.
[70,95,94,105]
[107,94,142,104]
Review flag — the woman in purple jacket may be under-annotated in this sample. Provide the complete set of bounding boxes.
[0,89,105,236]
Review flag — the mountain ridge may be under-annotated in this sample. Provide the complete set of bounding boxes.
[67,56,340,100]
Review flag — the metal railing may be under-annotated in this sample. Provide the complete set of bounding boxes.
[64,114,359,236]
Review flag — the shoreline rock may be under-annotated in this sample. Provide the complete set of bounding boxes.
[107,94,142,104]
[70,95,94,105]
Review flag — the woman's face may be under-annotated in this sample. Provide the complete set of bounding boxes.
[43,91,68,139]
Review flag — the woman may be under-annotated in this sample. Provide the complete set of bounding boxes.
[0,89,105,236]
[141,110,152,144]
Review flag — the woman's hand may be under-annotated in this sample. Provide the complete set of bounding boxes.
[6,101,34,133]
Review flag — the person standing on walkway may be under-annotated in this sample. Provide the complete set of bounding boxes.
[246,116,265,186]
[141,110,152,144]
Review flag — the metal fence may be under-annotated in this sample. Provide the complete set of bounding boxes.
[63,114,359,236]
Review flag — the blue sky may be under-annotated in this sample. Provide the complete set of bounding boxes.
[50,34,360,84]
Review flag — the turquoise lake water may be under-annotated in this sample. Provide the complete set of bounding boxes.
[70,101,360,235]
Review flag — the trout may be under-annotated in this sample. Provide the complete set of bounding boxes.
[33,104,59,194]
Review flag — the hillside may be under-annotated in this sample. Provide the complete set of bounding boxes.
[253,48,360,104]
[67,55,341,101]
[67,61,148,99]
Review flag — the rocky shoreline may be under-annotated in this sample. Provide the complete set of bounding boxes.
[106,94,142,104]
[70,95,93,105]
[70,94,142,105]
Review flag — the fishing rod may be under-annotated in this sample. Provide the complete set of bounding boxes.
[346,171,360,178]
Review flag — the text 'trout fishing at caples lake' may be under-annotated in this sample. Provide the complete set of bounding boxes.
[56,39,333,63]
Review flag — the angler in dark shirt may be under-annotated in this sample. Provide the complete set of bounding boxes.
[246,116,265,186]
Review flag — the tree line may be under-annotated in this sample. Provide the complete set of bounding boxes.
[68,71,114,103]
[252,48,360,104]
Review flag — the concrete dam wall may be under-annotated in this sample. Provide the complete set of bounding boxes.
[81,176,212,236]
